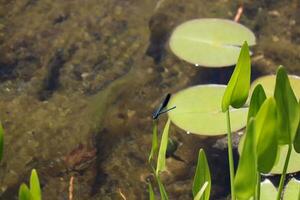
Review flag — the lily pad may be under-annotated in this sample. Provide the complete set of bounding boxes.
[270,145,300,174]
[251,75,300,98]
[238,135,300,174]
[169,18,256,67]
[167,85,248,135]
[283,178,300,200]
[260,179,277,200]
[249,179,277,200]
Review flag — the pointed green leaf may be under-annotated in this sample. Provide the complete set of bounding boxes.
[149,120,159,162]
[148,182,155,200]
[192,149,211,200]
[194,182,209,200]
[0,122,3,162]
[30,169,41,200]
[283,178,300,200]
[18,184,31,200]
[234,118,257,199]
[247,84,267,121]
[274,66,300,144]
[293,101,300,153]
[255,98,278,173]
[222,42,251,112]
[156,119,171,175]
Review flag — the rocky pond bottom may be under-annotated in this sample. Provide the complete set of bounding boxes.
[0,0,300,199]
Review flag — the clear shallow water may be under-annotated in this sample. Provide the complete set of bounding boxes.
[0,0,299,199]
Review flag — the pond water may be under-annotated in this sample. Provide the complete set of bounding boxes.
[0,0,299,199]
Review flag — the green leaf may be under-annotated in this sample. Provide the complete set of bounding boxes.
[30,169,41,200]
[148,182,155,200]
[19,184,32,200]
[255,97,278,173]
[156,175,169,200]
[156,119,171,175]
[293,101,300,153]
[0,122,3,162]
[247,84,267,122]
[194,182,209,200]
[149,120,158,162]
[222,42,251,112]
[274,66,300,144]
[167,85,247,135]
[234,118,257,199]
[169,18,256,67]
[192,149,211,200]
[283,178,300,200]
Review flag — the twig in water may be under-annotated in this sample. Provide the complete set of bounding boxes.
[69,176,74,200]
[118,188,127,200]
[234,6,244,22]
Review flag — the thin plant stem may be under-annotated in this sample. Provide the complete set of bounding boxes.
[256,172,261,200]
[298,185,300,200]
[226,110,235,200]
[276,144,292,200]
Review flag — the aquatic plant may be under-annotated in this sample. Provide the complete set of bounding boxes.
[221,41,251,199]
[149,42,300,199]
[148,117,170,200]
[169,18,255,67]
[193,149,211,200]
[222,62,300,200]
[148,95,212,200]
[149,19,300,200]
[18,169,42,200]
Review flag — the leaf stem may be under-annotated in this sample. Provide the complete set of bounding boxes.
[276,144,292,200]
[256,172,261,200]
[226,110,235,200]
[298,184,300,200]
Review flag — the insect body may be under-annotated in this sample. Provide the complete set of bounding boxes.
[152,93,176,119]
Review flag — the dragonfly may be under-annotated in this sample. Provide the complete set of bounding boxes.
[152,93,176,120]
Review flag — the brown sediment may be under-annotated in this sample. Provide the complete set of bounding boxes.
[0,0,299,199]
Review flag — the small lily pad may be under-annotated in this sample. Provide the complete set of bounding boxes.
[270,145,300,174]
[251,75,300,98]
[167,85,248,135]
[249,179,278,200]
[169,18,256,67]
[238,135,300,174]
[259,179,277,200]
[283,178,300,200]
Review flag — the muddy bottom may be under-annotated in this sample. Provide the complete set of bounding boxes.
[0,0,299,199]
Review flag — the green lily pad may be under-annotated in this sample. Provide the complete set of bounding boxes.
[260,179,277,200]
[238,135,300,174]
[271,145,300,174]
[283,178,300,200]
[169,18,256,67]
[249,178,300,200]
[251,75,300,98]
[249,179,277,200]
[167,85,248,135]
